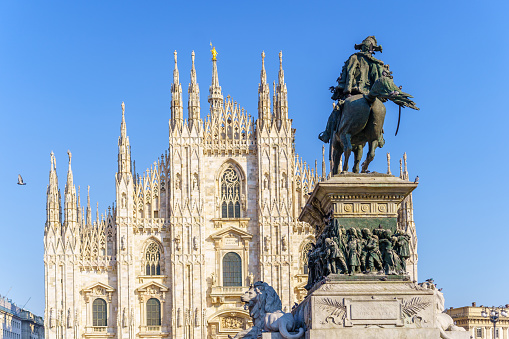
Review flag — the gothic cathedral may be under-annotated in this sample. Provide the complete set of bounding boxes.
[44,50,417,339]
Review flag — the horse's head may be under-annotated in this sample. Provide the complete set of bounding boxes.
[369,76,419,111]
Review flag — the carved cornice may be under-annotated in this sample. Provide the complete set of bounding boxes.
[81,282,115,303]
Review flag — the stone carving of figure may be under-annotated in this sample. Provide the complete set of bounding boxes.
[195,308,200,327]
[304,243,316,290]
[363,228,383,273]
[67,308,72,328]
[329,236,347,275]
[192,173,198,190]
[211,272,217,286]
[74,309,79,327]
[121,235,126,251]
[193,236,198,251]
[177,308,182,327]
[394,230,411,274]
[359,229,369,272]
[347,228,361,275]
[323,238,335,276]
[281,235,288,252]
[49,308,55,328]
[175,234,181,251]
[248,272,254,286]
[122,308,127,328]
[314,236,326,280]
[241,194,246,211]
[264,235,271,252]
[379,229,401,275]
[175,174,181,190]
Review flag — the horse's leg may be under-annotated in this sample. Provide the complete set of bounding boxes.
[352,144,363,173]
[340,133,352,172]
[331,146,339,175]
[361,140,378,173]
[330,134,342,175]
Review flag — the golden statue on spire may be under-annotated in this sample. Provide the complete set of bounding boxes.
[210,42,218,61]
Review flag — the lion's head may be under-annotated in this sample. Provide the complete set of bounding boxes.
[241,281,282,324]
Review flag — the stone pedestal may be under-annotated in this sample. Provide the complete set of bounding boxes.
[292,173,471,339]
[300,173,417,236]
[293,278,439,338]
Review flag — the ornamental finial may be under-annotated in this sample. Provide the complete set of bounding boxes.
[210,42,218,61]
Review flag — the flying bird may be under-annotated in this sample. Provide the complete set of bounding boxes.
[17,174,26,185]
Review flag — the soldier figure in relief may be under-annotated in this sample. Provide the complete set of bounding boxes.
[394,230,411,273]
[347,228,361,275]
[363,229,383,273]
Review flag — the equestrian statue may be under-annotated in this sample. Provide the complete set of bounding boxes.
[319,36,419,174]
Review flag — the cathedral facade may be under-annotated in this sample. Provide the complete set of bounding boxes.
[43,50,417,339]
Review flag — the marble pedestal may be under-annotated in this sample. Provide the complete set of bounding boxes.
[292,277,440,338]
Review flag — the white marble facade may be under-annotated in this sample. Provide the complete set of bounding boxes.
[43,50,417,339]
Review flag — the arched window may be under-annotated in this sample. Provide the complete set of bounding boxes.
[220,166,241,218]
[302,242,313,275]
[146,298,161,326]
[223,252,242,286]
[92,298,107,326]
[145,242,161,276]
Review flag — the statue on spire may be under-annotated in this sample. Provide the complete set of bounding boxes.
[50,151,56,170]
[210,42,218,61]
[121,101,125,116]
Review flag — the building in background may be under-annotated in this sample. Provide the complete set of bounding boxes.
[43,49,417,339]
[0,295,44,339]
[447,302,509,339]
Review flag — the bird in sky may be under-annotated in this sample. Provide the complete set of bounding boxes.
[17,174,26,185]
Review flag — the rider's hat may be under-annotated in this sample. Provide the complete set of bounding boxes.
[355,36,383,53]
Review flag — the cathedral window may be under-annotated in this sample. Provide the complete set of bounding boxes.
[220,166,241,218]
[92,298,107,327]
[301,242,313,275]
[146,298,161,327]
[223,252,242,286]
[145,242,161,276]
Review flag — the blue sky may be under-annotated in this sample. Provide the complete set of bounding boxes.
[1,1,508,316]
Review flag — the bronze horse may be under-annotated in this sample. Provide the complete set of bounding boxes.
[330,76,419,174]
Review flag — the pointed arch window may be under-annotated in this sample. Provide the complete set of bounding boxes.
[146,298,161,326]
[145,242,161,276]
[301,242,313,275]
[223,252,242,286]
[92,298,107,326]
[220,166,241,218]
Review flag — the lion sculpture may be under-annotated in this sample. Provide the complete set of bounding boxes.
[419,281,467,339]
[229,281,304,339]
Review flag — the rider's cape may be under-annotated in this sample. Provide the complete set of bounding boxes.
[336,52,385,98]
